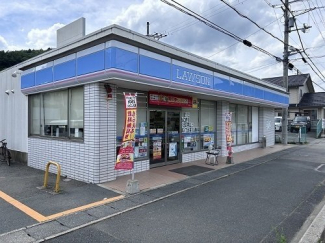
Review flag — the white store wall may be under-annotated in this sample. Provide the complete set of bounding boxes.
[0,67,28,154]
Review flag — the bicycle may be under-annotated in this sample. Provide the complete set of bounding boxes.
[0,139,11,166]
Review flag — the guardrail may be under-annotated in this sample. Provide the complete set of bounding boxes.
[43,161,61,193]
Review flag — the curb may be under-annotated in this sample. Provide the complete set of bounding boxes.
[298,203,325,243]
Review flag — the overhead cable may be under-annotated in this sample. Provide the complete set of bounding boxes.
[219,0,302,75]
[161,0,284,62]
[219,0,288,47]
[280,0,325,84]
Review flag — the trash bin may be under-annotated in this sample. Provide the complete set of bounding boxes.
[262,135,266,148]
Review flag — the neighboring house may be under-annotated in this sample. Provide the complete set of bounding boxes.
[263,74,315,120]
[298,92,325,120]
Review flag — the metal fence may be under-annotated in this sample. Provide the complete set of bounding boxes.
[297,126,307,143]
[316,119,323,138]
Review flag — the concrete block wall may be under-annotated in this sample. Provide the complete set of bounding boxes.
[96,82,117,183]
[232,143,260,153]
[182,151,206,163]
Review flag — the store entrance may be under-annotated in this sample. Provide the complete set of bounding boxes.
[149,110,180,167]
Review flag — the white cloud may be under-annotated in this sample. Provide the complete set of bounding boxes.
[26,23,64,49]
[0,36,9,50]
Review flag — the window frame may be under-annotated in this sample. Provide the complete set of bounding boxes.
[199,100,217,151]
[229,103,255,146]
[28,86,84,141]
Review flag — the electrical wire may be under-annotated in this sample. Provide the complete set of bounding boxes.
[280,0,325,85]
[165,1,249,36]
[161,0,284,63]
[206,19,278,58]
[243,62,280,73]
[218,0,302,75]
[219,0,288,47]
[304,1,325,72]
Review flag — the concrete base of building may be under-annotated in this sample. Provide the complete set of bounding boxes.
[10,150,28,164]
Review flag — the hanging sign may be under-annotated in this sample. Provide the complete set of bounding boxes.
[115,93,137,170]
[148,91,192,107]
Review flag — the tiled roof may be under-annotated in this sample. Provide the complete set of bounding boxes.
[263,74,310,87]
[298,92,325,107]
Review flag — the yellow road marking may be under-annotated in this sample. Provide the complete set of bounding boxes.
[0,191,124,222]
[46,195,124,220]
[0,190,47,222]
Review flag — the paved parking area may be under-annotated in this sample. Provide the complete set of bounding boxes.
[0,162,122,234]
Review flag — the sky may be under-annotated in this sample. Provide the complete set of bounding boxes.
[1,0,325,91]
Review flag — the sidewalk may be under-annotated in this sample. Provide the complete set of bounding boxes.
[100,143,296,193]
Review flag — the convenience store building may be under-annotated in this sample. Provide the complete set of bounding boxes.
[0,19,288,183]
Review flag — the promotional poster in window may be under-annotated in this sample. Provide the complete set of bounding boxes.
[115,94,137,170]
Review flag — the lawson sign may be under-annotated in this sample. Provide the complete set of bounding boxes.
[172,65,213,89]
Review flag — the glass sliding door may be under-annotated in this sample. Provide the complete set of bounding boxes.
[149,110,166,166]
[167,111,180,163]
[149,110,180,167]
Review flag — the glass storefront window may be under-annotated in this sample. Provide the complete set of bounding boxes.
[69,87,84,138]
[248,107,252,143]
[29,94,41,135]
[229,104,255,146]
[28,87,84,139]
[181,108,199,152]
[237,105,248,145]
[116,90,148,159]
[200,100,216,150]
[43,90,68,137]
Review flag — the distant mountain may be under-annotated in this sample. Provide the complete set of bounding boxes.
[0,48,51,71]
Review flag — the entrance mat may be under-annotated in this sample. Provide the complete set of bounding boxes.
[170,165,214,176]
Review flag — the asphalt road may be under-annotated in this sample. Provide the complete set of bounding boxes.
[46,142,325,243]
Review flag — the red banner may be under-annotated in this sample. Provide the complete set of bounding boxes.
[148,92,192,107]
[115,94,137,170]
[225,112,233,157]
[225,112,232,143]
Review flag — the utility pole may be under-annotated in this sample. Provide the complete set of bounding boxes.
[282,0,289,145]
[146,22,167,41]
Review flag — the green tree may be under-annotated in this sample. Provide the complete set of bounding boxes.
[0,49,50,71]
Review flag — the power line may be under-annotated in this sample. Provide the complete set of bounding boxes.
[206,19,278,58]
[280,0,325,84]
[244,61,280,73]
[165,1,249,35]
[219,0,287,47]
[263,0,325,81]
[218,0,302,74]
[161,0,284,64]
